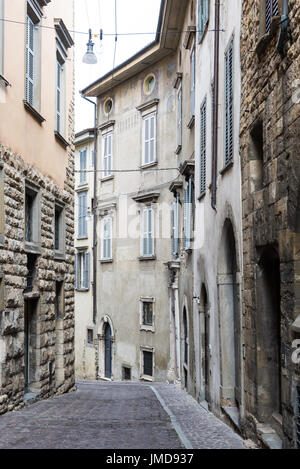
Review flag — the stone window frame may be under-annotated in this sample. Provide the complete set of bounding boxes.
[24,180,41,255]
[87,327,94,347]
[140,346,155,381]
[139,297,156,332]
[54,200,66,260]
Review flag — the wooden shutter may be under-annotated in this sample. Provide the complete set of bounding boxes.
[225,40,234,165]
[198,0,209,40]
[143,351,153,376]
[144,116,156,165]
[142,207,154,257]
[84,252,90,290]
[103,134,112,177]
[75,253,79,290]
[148,207,154,256]
[172,199,179,256]
[56,62,61,132]
[149,115,156,163]
[191,49,195,117]
[103,218,112,260]
[200,100,207,195]
[26,16,35,106]
[184,186,188,250]
[80,149,87,185]
[78,192,87,238]
[178,88,182,147]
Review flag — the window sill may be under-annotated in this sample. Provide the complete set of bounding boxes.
[140,375,154,382]
[219,160,233,176]
[140,325,155,333]
[101,175,114,182]
[54,131,69,148]
[77,237,89,242]
[76,183,89,192]
[140,161,158,170]
[76,288,90,293]
[198,191,206,202]
[256,16,281,57]
[139,256,156,262]
[175,145,182,155]
[187,115,195,129]
[23,101,45,124]
[100,259,113,264]
[54,251,66,261]
[24,241,41,255]
[0,74,11,87]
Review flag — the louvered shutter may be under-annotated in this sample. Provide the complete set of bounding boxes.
[144,118,150,164]
[200,101,207,194]
[225,41,234,165]
[148,208,154,256]
[266,0,279,33]
[56,62,61,132]
[142,208,148,256]
[171,203,176,255]
[78,193,82,238]
[172,200,179,256]
[80,149,87,185]
[191,49,195,117]
[184,186,188,250]
[178,89,182,147]
[26,16,35,106]
[84,252,90,290]
[75,253,79,290]
[107,134,112,175]
[149,116,156,163]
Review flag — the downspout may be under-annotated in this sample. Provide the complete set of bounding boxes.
[276,0,289,56]
[211,0,220,210]
[80,93,98,325]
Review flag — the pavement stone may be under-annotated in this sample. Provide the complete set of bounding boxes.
[0,380,247,449]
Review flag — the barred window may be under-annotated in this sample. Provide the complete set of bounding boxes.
[266,0,279,34]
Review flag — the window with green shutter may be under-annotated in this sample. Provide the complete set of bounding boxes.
[225,39,234,166]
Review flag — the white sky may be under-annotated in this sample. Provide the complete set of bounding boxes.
[75,0,161,132]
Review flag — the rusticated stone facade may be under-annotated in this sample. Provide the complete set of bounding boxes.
[240,0,300,448]
[0,124,75,413]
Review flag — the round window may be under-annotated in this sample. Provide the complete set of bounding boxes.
[144,74,156,95]
[104,98,113,115]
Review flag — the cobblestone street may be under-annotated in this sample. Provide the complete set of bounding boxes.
[0,381,246,449]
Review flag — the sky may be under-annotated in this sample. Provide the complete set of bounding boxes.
[75,0,161,132]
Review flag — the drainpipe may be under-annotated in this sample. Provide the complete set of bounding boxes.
[276,0,289,56]
[211,0,220,210]
[80,93,98,325]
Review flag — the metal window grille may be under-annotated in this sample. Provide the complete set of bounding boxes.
[266,0,279,33]
[225,40,234,165]
[200,100,207,195]
[143,351,153,377]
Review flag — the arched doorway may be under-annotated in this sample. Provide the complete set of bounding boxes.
[256,245,282,422]
[104,323,112,379]
[199,285,210,403]
[183,307,188,389]
[218,219,241,408]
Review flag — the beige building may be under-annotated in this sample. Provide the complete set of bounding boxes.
[0,0,75,413]
[74,128,96,380]
[81,0,193,383]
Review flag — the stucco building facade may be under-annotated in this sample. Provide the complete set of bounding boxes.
[0,0,75,414]
[240,0,300,449]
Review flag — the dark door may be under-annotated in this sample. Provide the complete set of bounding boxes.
[104,323,112,379]
[24,300,30,390]
[204,311,210,402]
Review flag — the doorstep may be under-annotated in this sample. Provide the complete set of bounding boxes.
[257,424,282,449]
[221,405,241,431]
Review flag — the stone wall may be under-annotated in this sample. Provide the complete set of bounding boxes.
[240,0,300,448]
[0,98,75,415]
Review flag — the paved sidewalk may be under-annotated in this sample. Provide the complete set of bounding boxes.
[0,380,246,449]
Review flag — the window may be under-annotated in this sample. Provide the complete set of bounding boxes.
[190,47,195,118]
[55,281,64,319]
[143,350,153,377]
[79,149,87,185]
[103,133,112,178]
[25,254,38,293]
[122,366,131,381]
[184,179,193,251]
[144,74,156,95]
[198,0,210,42]
[87,328,94,345]
[78,191,87,239]
[25,183,40,251]
[225,39,234,166]
[104,98,113,115]
[56,59,65,134]
[141,207,154,258]
[102,217,112,261]
[266,0,279,34]
[54,203,65,255]
[75,251,90,291]
[141,299,154,328]
[177,86,182,149]
[143,114,156,165]
[0,0,4,76]
[171,194,180,257]
[25,3,42,110]
[200,99,207,195]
